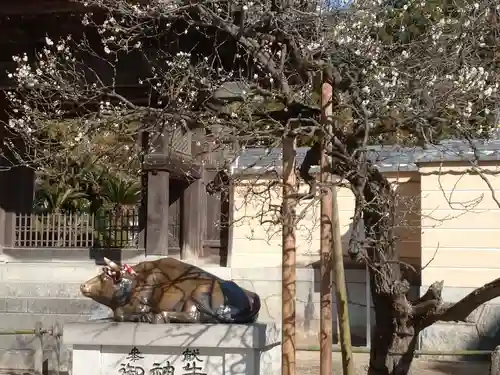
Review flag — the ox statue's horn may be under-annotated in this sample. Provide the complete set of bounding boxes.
[103,257,121,272]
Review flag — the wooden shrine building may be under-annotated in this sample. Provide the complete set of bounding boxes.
[0,0,234,266]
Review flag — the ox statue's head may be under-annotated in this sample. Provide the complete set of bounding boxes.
[80,257,137,309]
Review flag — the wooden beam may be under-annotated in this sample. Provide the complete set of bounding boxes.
[144,152,202,180]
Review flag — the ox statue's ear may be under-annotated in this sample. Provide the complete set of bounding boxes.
[103,257,121,272]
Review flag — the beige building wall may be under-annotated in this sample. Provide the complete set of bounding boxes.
[420,162,500,288]
[231,172,421,269]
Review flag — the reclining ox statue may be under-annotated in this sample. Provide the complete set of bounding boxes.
[80,257,261,324]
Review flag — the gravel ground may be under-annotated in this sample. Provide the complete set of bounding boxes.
[0,351,490,375]
[296,351,490,375]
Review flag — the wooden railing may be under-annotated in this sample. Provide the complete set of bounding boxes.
[14,209,143,249]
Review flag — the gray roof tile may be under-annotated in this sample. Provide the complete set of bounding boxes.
[232,140,500,174]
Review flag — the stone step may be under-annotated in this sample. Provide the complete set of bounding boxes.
[0,282,82,298]
[0,312,90,331]
[0,348,70,372]
[0,262,229,283]
[0,263,100,283]
[0,297,102,315]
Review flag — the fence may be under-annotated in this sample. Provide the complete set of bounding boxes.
[14,209,143,249]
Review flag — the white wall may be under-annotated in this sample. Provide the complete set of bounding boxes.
[231,173,421,269]
[420,162,500,287]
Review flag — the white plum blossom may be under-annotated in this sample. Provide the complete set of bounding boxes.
[4,0,500,179]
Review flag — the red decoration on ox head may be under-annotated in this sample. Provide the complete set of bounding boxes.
[122,264,137,276]
[103,257,137,281]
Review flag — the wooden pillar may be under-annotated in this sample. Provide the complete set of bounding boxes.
[319,145,333,375]
[2,212,15,248]
[182,176,205,260]
[0,171,6,248]
[282,136,297,375]
[321,79,354,375]
[138,130,150,249]
[181,128,207,261]
[320,82,357,375]
[220,178,233,267]
[146,171,169,256]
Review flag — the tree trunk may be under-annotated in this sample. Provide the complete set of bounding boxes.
[368,293,419,375]
[358,164,417,375]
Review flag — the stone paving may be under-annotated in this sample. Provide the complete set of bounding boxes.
[296,351,490,375]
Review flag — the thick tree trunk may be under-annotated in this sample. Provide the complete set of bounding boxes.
[368,329,418,375]
[359,164,418,375]
[368,296,419,375]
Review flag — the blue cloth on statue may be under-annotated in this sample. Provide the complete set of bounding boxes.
[219,280,251,318]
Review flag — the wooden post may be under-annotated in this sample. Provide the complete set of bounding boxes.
[319,83,333,375]
[332,184,355,375]
[145,171,169,256]
[182,128,206,261]
[3,212,15,248]
[182,177,204,260]
[322,81,355,375]
[282,135,296,375]
[220,178,234,267]
[138,130,150,249]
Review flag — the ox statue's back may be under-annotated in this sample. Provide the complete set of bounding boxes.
[80,257,261,324]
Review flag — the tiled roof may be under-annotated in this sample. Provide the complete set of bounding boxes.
[231,140,500,174]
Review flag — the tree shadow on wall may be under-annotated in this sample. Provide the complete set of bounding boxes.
[307,177,422,348]
[308,221,373,347]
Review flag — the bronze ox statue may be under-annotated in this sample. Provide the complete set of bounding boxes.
[80,257,261,324]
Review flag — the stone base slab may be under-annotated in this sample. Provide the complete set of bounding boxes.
[64,321,281,375]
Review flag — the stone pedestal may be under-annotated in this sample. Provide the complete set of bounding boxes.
[63,321,281,375]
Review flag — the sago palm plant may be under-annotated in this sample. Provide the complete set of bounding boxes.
[94,175,142,248]
[34,184,89,214]
[100,176,141,213]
